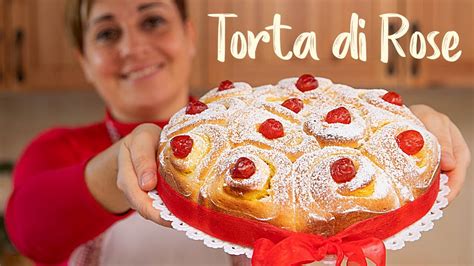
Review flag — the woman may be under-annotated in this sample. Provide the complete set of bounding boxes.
[5,0,471,265]
[5,0,225,264]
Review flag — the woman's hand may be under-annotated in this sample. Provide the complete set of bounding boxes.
[117,123,170,227]
[410,104,471,203]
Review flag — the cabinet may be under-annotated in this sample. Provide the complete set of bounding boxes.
[3,0,90,90]
[404,0,474,88]
[0,0,472,92]
[0,0,6,88]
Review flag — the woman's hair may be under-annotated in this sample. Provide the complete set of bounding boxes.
[66,0,188,53]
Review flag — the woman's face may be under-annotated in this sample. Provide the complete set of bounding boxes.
[79,0,195,122]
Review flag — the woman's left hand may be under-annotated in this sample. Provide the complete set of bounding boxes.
[410,104,471,203]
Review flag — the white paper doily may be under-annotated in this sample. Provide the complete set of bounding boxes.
[148,174,449,260]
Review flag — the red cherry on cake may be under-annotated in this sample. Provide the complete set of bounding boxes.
[186,100,208,115]
[259,119,285,139]
[296,74,319,92]
[170,135,194,159]
[230,157,256,179]
[325,107,351,124]
[218,80,235,91]
[282,98,304,113]
[382,91,403,106]
[331,158,357,183]
[396,130,425,155]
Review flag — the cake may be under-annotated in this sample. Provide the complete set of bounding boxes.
[158,74,440,236]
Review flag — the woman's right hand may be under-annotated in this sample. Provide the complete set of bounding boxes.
[117,123,170,227]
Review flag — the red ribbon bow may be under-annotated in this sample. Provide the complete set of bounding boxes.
[252,234,386,266]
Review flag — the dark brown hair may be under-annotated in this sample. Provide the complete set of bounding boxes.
[66,0,188,53]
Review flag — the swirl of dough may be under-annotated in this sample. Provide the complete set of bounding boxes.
[304,105,369,148]
[362,102,423,133]
[200,82,253,104]
[277,77,335,109]
[163,97,252,142]
[362,121,440,202]
[254,87,335,125]
[168,133,208,174]
[159,124,231,199]
[323,85,423,133]
[360,89,414,117]
[229,106,321,161]
[201,145,294,226]
[293,147,400,234]
[210,97,249,111]
[278,76,333,94]
[224,153,270,191]
[323,84,366,107]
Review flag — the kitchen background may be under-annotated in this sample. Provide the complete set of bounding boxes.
[0,0,473,265]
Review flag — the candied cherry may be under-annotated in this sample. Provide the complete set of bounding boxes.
[218,80,235,91]
[170,135,194,159]
[296,74,319,92]
[186,100,208,115]
[331,158,357,183]
[396,130,424,155]
[230,157,256,179]
[259,119,285,139]
[325,107,351,124]
[382,91,403,106]
[282,98,304,113]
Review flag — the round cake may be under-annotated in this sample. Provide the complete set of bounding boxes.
[158,74,440,236]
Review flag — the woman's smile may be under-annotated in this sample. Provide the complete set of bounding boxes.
[121,62,166,83]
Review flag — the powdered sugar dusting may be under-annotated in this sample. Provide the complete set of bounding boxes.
[323,84,365,106]
[293,147,400,216]
[278,77,333,92]
[164,103,228,138]
[223,153,270,191]
[304,105,368,147]
[363,121,440,202]
[361,89,413,118]
[216,145,293,203]
[229,107,321,160]
[159,76,440,233]
[200,82,253,104]
[159,124,231,197]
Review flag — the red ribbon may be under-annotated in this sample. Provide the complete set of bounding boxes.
[156,170,440,266]
[252,234,386,266]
